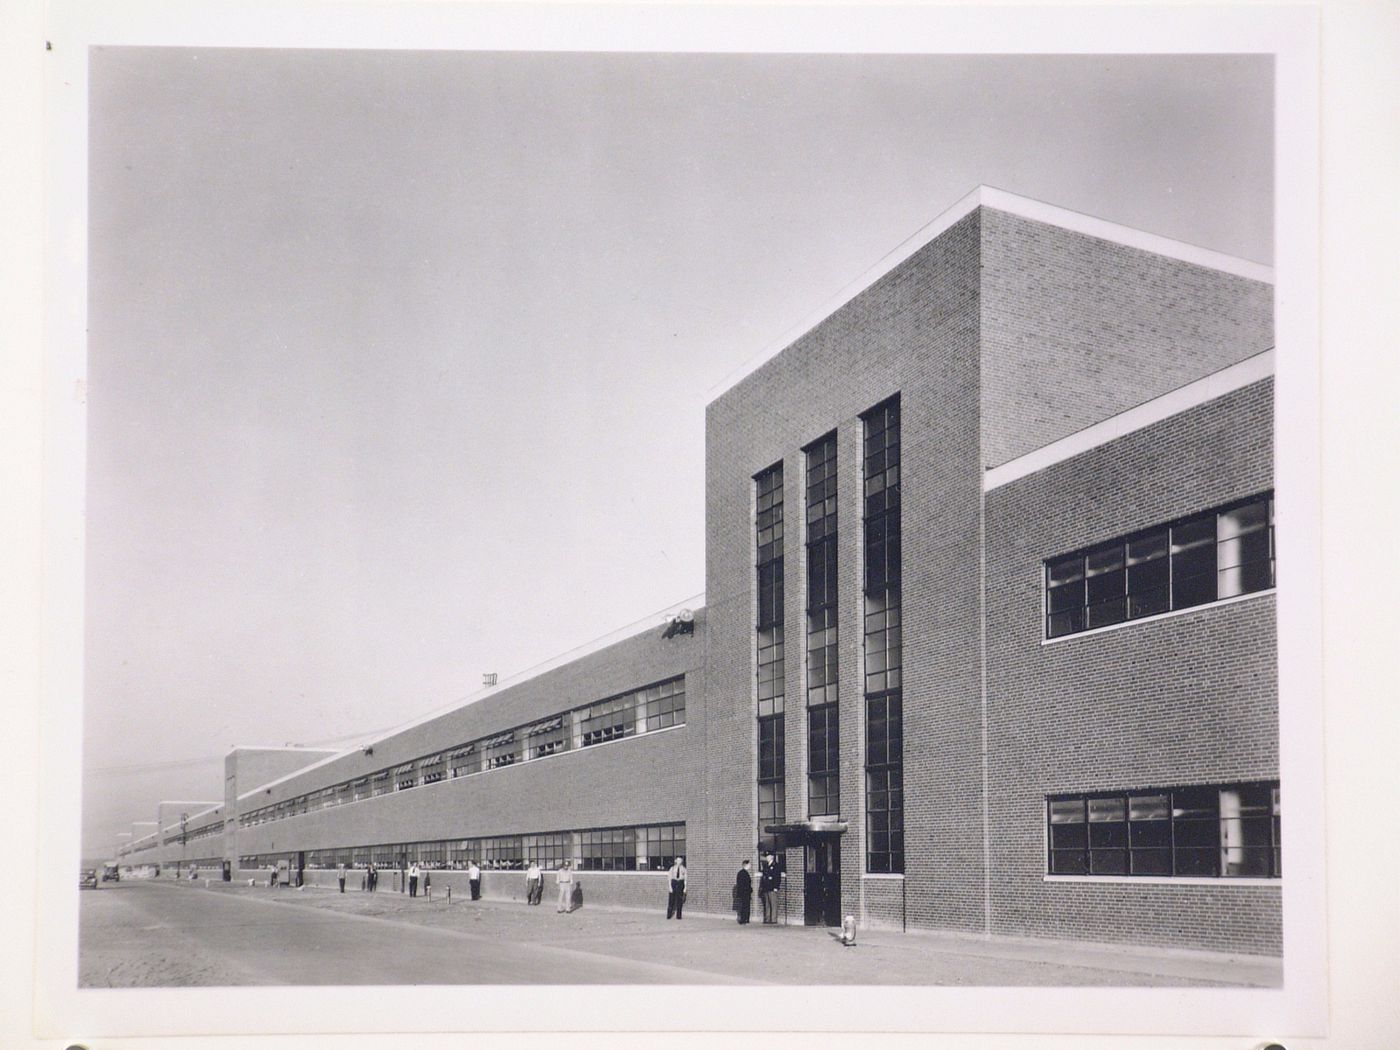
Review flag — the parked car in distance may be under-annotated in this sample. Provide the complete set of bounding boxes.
[80,869,99,889]
[102,862,120,882]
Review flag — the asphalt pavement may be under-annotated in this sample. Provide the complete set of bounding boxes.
[79,878,1282,988]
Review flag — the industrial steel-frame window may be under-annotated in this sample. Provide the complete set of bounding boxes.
[863,396,904,874]
[865,691,904,873]
[580,827,637,871]
[642,677,686,731]
[807,702,841,817]
[640,823,687,871]
[1047,781,1281,878]
[479,835,524,870]
[1045,493,1275,639]
[524,832,571,870]
[756,461,787,848]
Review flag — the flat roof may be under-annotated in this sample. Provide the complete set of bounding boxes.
[706,184,1275,404]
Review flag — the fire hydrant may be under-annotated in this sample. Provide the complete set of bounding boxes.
[840,914,857,946]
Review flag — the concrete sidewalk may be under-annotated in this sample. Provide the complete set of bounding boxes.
[159,878,1281,987]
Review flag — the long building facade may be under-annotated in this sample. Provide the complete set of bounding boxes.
[114,187,1280,956]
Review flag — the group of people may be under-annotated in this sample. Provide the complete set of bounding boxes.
[301,851,787,923]
[405,860,482,899]
[661,851,783,924]
[731,852,783,924]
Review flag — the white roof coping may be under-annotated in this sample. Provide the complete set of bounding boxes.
[235,591,705,802]
[707,184,1274,402]
[984,349,1275,490]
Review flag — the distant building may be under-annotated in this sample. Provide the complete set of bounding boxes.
[115,188,1277,955]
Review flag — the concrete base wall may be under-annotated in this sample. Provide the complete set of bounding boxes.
[234,868,678,912]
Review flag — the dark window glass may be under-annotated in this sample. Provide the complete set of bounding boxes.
[1048,782,1280,879]
[756,463,787,840]
[808,703,840,817]
[1045,494,1274,638]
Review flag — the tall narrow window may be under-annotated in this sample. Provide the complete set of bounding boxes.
[756,462,786,849]
[805,433,840,817]
[863,397,904,874]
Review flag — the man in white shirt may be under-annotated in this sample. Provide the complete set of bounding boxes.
[666,856,688,919]
[468,859,481,900]
[526,861,542,905]
[556,860,575,912]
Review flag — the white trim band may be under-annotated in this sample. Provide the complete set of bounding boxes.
[1045,876,1281,888]
[708,185,1274,401]
[985,349,1275,491]
[1040,588,1275,647]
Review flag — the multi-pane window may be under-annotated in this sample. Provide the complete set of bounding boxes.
[480,835,524,870]
[524,832,571,870]
[807,703,841,817]
[419,753,447,785]
[351,776,370,802]
[449,744,476,778]
[806,433,839,708]
[1045,493,1276,639]
[580,827,637,871]
[756,462,787,848]
[525,716,568,759]
[863,396,904,874]
[639,823,686,871]
[642,678,686,731]
[866,692,904,873]
[806,434,841,820]
[371,771,392,797]
[579,694,637,746]
[394,764,417,791]
[483,731,517,770]
[1047,781,1281,878]
[418,840,446,868]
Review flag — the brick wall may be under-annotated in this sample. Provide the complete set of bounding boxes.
[984,379,1280,954]
[704,210,986,931]
[980,208,1274,469]
[232,618,706,886]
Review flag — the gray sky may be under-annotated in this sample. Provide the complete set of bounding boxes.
[83,49,1272,856]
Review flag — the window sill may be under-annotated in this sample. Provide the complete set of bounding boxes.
[1041,588,1276,646]
[1044,875,1281,887]
[862,872,906,880]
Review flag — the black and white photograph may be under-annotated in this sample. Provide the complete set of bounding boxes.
[21,0,1397,1046]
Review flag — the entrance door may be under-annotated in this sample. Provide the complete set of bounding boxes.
[803,838,841,926]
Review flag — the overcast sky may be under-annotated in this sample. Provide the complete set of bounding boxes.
[83,49,1272,856]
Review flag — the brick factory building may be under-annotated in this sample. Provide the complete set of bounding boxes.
[113,187,1279,957]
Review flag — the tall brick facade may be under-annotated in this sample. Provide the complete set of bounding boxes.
[115,190,1279,956]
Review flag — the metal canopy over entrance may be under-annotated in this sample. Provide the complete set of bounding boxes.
[763,818,847,927]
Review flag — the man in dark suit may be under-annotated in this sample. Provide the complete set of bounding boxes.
[759,852,781,924]
[733,859,753,924]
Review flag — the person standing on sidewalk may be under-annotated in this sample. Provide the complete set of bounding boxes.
[468,859,481,900]
[759,852,781,924]
[337,862,347,893]
[525,861,542,905]
[555,860,575,912]
[367,862,377,892]
[666,856,688,919]
[733,859,753,924]
[408,862,420,898]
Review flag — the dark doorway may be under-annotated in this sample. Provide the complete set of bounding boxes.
[803,838,841,926]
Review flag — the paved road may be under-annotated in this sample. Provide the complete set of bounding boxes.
[80,879,1277,988]
[80,881,754,986]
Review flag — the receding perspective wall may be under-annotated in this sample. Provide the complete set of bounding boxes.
[233,615,707,896]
